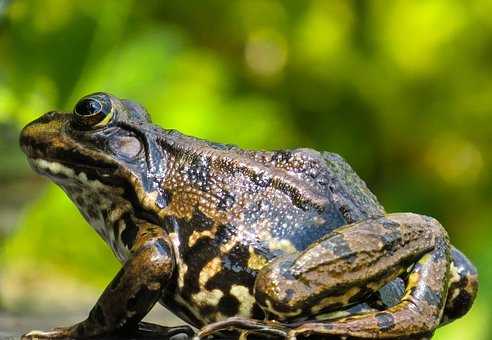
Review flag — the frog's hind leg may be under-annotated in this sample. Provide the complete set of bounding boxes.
[285,218,451,338]
[359,247,478,329]
[441,246,478,325]
[195,304,380,339]
[254,213,451,339]
[286,247,477,338]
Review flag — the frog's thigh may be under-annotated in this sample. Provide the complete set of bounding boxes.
[286,213,451,339]
[75,235,176,337]
[255,213,445,319]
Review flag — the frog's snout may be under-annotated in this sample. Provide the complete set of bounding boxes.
[19,111,70,158]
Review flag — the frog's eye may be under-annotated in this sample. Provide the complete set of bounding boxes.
[73,93,113,129]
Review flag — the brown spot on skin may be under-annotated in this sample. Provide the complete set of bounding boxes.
[121,216,139,249]
[251,303,266,320]
[218,295,240,316]
[189,208,215,231]
[379,221,402,255]
[310,287,361,315]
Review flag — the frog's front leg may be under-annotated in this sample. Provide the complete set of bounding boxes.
[23,222,192,339]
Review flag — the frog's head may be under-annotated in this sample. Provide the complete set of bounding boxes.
[20,92,169,213]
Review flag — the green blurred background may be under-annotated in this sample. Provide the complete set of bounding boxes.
[0,0,491,339]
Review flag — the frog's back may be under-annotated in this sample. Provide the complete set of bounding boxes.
[160,132,386,255]
[240,148,385,225]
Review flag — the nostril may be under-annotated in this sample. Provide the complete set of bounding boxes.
[37,111,59,123]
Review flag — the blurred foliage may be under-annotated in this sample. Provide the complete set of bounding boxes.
[0,0,491,339]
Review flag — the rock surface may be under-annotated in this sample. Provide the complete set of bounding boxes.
[0,305,188,340]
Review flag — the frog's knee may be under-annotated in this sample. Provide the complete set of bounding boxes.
[254,257,306,319]
[442,247,479,324]
[387,212,449,242]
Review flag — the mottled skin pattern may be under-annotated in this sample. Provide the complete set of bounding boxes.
[19,93,478,339]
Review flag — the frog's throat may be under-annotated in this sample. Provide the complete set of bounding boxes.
[30,158,133,261]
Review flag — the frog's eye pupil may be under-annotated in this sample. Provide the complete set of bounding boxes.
[75,99,102,116]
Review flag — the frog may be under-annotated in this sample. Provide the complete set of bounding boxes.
[19,92,478,339]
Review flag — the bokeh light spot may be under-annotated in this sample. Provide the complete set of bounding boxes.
[425,135,483,186]
[245,30,288,78]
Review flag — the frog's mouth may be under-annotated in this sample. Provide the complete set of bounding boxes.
[28,157,116,185]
